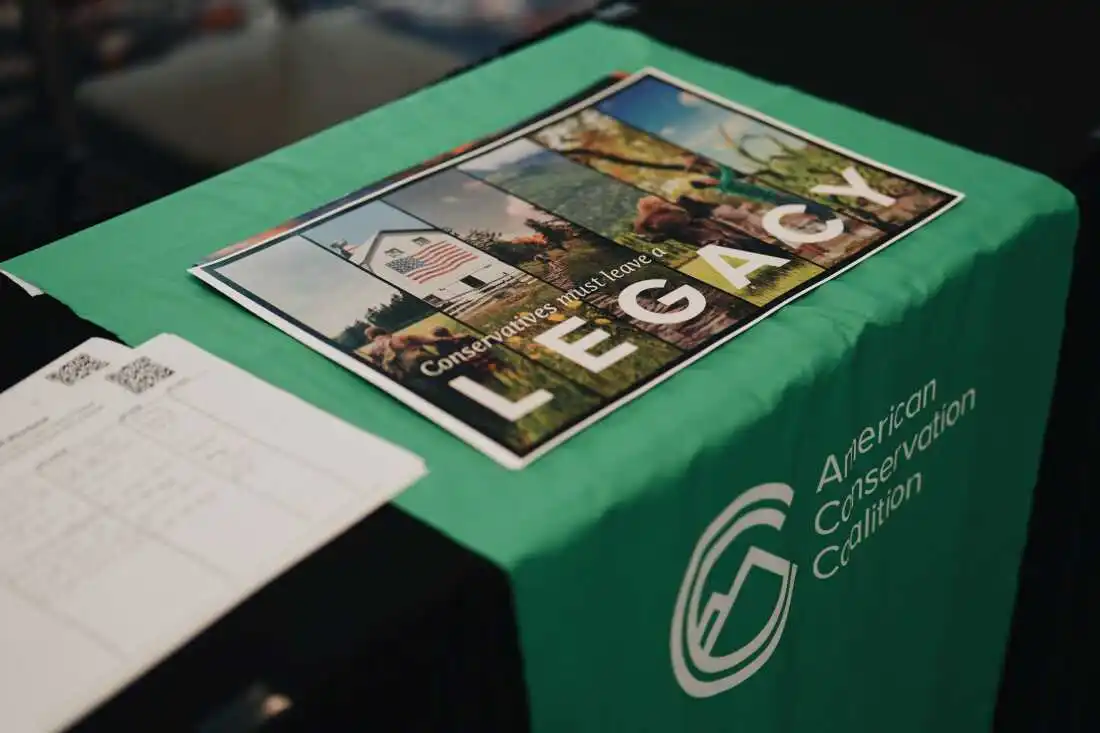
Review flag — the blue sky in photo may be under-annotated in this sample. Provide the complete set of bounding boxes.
[596,76,808,174]
[218,235,399,337]
[459,138,551,175]
[387,168,552,241]
[303,200,431,249]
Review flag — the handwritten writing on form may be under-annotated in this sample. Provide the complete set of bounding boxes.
[0,335,426,733]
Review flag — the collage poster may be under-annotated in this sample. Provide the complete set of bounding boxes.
[191,69,963,468]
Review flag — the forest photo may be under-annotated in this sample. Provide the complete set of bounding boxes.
[595,76,954,229]
[532,108,884,268]
[460,139,823,306]
[385,168,756,348]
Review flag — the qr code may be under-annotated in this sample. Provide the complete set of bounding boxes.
[107,356,175,395]
[46,353,109,386]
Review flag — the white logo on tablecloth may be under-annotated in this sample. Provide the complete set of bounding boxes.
[670,483,796,698]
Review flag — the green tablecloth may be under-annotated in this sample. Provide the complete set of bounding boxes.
[5,22,1077,733]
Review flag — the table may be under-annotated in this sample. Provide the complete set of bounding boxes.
[3,20,1079,733]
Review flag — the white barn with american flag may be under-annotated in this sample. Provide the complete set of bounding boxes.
[351,229,521,311]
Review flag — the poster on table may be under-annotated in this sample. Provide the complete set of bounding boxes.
[191,69,963,468]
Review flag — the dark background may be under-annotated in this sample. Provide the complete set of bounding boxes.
[3,1,1096,730]
[3,0,1096,251]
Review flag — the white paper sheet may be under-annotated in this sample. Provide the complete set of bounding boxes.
[0,335,426,733]
[1,270,44,297]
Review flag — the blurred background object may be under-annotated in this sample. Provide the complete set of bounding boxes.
[0,0,600,260]
[365,0,598,57]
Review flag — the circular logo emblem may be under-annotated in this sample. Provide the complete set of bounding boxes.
[670,483,797,698]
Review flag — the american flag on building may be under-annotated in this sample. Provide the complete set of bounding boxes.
[385,240,479,284]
